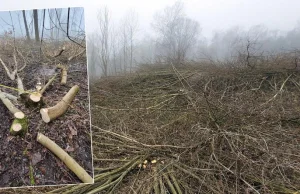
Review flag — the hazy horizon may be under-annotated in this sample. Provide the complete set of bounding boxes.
[0,0,299,39]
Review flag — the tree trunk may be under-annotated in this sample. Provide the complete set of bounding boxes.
[33,9,40,42]
[49,9,53,40]
[22,10,31,41]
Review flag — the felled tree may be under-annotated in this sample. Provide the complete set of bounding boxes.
[37,133,93,183]
[57,64,68,85]
[40,85,79,123]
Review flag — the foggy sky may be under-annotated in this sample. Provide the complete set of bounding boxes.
[0,0,299,39]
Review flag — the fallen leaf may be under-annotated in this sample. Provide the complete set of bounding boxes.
[39,166,46,175]
[65,146,74,152]
[32,152,42,165]
[68,123,77,137]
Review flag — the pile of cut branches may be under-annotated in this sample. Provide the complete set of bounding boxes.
[5,64,300,193]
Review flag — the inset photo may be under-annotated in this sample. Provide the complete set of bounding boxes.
[0,7,93,188]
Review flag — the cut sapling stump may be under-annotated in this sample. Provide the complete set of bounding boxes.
[30,92,42,103]
[40,85,79,123]
[22,74,57,108]
[57,64,67,85]
[10,115,28,136]
[37,133,93,183]
[20,91,43,108]
[0,90,28,136]
[17,74,45,108]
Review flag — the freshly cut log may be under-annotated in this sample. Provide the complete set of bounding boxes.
[40,85,79,123]
[37,133,93,183]
[57,64,67,85]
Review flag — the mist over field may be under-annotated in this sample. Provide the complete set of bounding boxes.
[85,1,300,78]
[1,0,299,78]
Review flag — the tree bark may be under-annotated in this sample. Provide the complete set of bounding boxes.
[57,64,67,85]
[40,85,79,123]
[33,9,40,42]
[37,133,93,183]
[22,10,31,41]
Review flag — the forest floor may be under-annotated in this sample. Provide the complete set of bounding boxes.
[0,40,92,188]
[3,63,300,193]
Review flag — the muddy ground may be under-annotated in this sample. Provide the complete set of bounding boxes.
[0,48,92,188]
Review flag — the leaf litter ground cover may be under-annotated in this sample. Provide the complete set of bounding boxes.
[0,40,92,188]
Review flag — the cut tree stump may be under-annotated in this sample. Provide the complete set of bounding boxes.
[0,90,28,136]
[20,92,43,108]
[37,133,93,183]
[40,85,79,123]
[20,74,57,108]
[10,116,28,136]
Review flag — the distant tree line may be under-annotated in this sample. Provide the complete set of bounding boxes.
[87,1,300,78]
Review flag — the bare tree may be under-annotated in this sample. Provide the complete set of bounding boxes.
[119,19,129,73]
[33,9,40,42]
[110,25,119,74]
[237,25,267,68]
[48,9,54,40]
[123,10,139,72]
[152,1,200,64]
[97,7,110,77]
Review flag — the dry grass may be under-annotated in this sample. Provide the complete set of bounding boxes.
[3,61,300,193]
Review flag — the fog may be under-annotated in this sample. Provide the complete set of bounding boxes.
[1,0,300,78]
[0,8,84,41]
